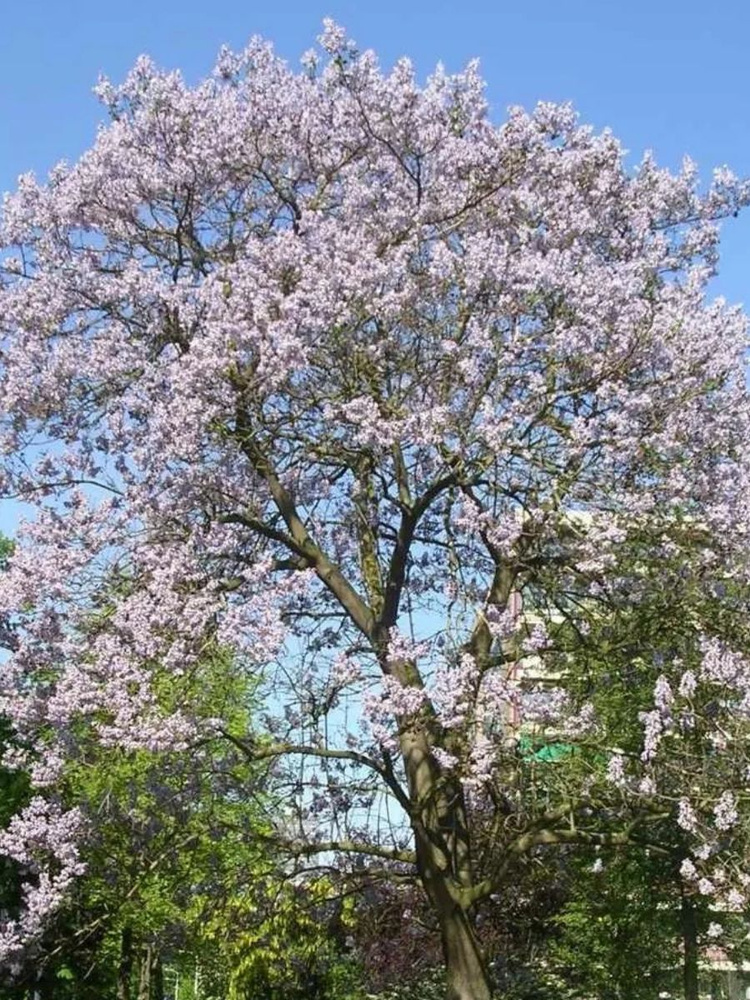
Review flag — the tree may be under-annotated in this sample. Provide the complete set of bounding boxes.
[544,849,682,999]
[502,522,750,1000]
[0,21,749,1000]
[0,645,264,999]
[565,526,750,1000]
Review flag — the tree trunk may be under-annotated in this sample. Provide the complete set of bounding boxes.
[135,943,164,1000]
[117,926,134,1000]
[393,658,495,1000]
[408,772,493,1000]
[435,893,492,1000]
[137,943,152,1000]
[680,890,699,1000]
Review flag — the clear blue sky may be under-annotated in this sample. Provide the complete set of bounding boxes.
[0,0,748,532]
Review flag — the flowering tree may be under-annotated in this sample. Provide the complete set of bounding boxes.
[1,22,749,1000]
[19,648,271,1000]
[538,534,750,1000]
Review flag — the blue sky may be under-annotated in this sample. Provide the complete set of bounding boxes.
[0,0,748,533]
[2,0,747,293]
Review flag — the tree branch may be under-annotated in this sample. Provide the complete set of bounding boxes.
[236,428,376,640]
[220,731,412,813]
[281,837,417,866]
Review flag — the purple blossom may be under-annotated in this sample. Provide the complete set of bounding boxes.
[697,878,716,896]
[713,791,739,831]
[677,798,698,833]
[606,754,627,788]
[678,670,697,698]
[653,675,674,715]
[680,858,698,881]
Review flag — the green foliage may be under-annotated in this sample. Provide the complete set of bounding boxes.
[544,852,680,1000]
[0,535,13,571]
[2,640,371,1000]
[9,646,275,997]
[481,530,738,999]
[0,542,31,936]
[362,966,446,1000]
[196,877,360,1000]
[496,968,587,1000]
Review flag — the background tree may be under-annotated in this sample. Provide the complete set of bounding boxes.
[511,520,750,1000]
[0,648,258,999]
[0,21,749,1000]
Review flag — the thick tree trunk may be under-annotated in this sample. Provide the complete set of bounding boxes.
[680,891,699,1000]
[404,739,493,1000]
[417,831,492,1000]
[433,890,492,1000]
[117,926,135,1000]
[388,643,497,1000]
